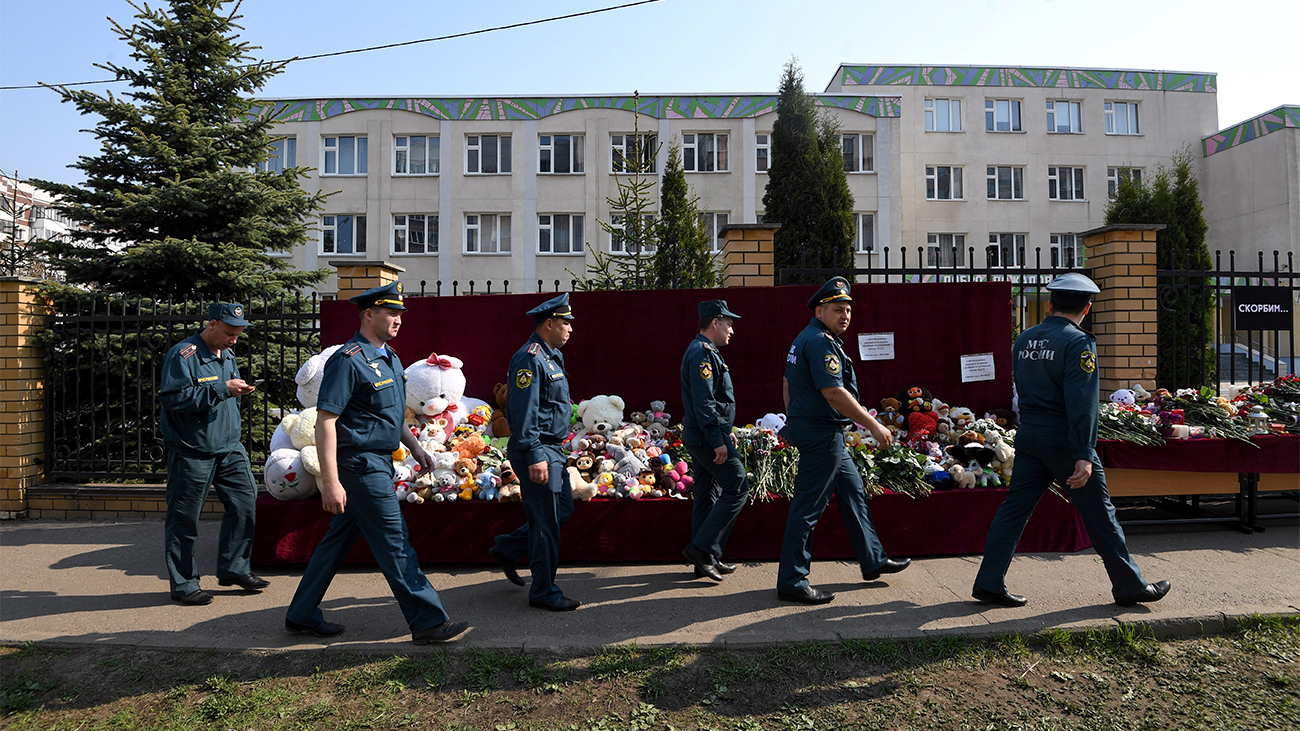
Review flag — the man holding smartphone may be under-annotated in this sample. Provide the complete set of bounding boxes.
[160,302,268,605]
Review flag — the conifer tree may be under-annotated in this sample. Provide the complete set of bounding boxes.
[34,0,328,299]
[654,138,720,289]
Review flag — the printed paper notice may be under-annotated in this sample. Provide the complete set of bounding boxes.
[857,332,895,361]
[960,353,996,383]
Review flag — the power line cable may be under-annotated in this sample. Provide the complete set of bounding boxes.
[0,0,663,91]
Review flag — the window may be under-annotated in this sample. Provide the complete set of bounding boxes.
[323,136,367,176]
[925,165,964,200]
[987,233,1024,267]
[538,214,584,254]
[856,213,875,253]
[841,133,874,173]
[1105,102,1140,135]
[394,136,440,175]
[466,135,512,174]
[539,135,584,174]
[611,133,657,173]
[1048,166,1086,201]
[258,137,296,172]
[1047,101,1082,134]
[926,233,966,268]
[986,166,1025,200]
[392,214,437,255]
[683,133,729,172]
[756,133,771,172]
[321,215,366,254]
[924,98,962,132]
[1050,233,1083,268]
[610,214,656,254]
[464,214,511,253]
[1107,167,1143,198]
[985,99,1022,132]
[700,212,729,253]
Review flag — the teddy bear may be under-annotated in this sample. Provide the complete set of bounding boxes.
[948,443,1001,488]
[1110,389,1136,408]
[646,423,668,441]
[294,345,343,408]
[950,407,976,430]
[405,352,473,437]
[647,400,672,426]
[394,479,424,504]
[758,413,787,433]
[489,382,511,438]
[1131,383,1152,402]
[570,395,626,445]
[984,408,1019,430]
[284,408,318,450]
[607,443,647,478]
[878,398,907,431]
[264,448,318,500]
[454,457,479,501]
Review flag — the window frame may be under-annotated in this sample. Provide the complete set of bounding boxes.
[611,133,658,174]
[391,213,438,256]
[464,213,512,254]
[1107,167,1143,198]
[925,165,965,200]
[925,233,966,268]
[320,214,367,255]
[986,166,1025,201]
[924,98,963,132]
[538,134,585,175]
[841,133,875,173]
[700,211,730,253]
[537,213,585,255]
[986,233,1025,268]
[258,137,296,173]
[465,134,513,175]
[1050,233,1083,269]
[1048,166,1087,201]
[683,132,730,173]
[984,99,1023,133]
[856,213,875,253]
[393,135,440,176]
[609,213,657,255]
[756,133,771,173]
[1104,101,1141,135]
[322,136,368,176]
[1046,100,1083,134]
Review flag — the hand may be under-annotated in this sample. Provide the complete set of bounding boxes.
[320,479,347,514]
[529,461,549,484]
[713,445,728,465]
[411,444,434,473]
[868,421,893,448]
[226,379,255,397]
[730,432,737,446]
[1065,459,1093,488]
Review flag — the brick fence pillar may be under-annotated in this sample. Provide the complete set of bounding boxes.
[1079,224,1165,394]
[330,260,407,300]
[719,224,780,287]
[0,277,51,518]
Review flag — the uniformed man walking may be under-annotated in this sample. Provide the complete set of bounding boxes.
[680,300,750,581]
[488,294,581,611]
[973,273,1170,608]
[285,283,469,643]
[777,278,911,605]
[160,303,267,605]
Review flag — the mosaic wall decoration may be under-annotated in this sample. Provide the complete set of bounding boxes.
[1202,105,1300,156]
[250,94,902,123]
[836,65,1216,94]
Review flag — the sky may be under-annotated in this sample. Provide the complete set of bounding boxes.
[1,0,1295,186]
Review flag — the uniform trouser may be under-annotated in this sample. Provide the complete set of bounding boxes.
[778,428,889,592]
[686,442,751,561]
[286,451,450,632]
[495,445,574,603]
[164,446,257,596]
[974,427,1148,598]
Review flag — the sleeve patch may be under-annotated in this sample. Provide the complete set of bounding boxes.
[180,344,197,359]
[1080,351,1096,373]
[196,375,219,383]
[824,354,841,375]
[515,368,534,389]
[698,361,713,380]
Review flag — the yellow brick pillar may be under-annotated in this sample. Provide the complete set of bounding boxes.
[331,260,406,300]
[1080,224,1165,394]
[720,224,780,287]
[0,277,51,518]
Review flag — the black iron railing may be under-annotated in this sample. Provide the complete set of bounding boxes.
[414,279,579,296]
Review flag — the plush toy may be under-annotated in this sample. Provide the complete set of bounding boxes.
[1110,389,1136,408]
[946,462,976,489]
[489,382,511,438]
[758,413,788,433]
[405,352,471,436]
[394,479,424,504]
[607,443,647,478]
[454,457,479,501]
[595,471,617,497]
[984,408,1018,430]
[264,448,318,500]
[948,443,1001,488]
[475,469,501,501]
[466,404,493,430]
[646,423,668,441]
[284,408,318,450]
[1131,383,1152,402]
[571,395,626,444]
[566,455,599,501]
[450,433,487,461]
[878,398,907,430]
[268,419,296,453]
[294,345,343,408]
[950,407,976,430]
[575,433,608,454]
[647,400,672,426]
[654,455,693,496]
[896,386,934,414]
[905,410,939,444]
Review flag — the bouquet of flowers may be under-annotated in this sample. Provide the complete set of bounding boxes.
[1159,388,1256,445]
[852,442,933,500]
[1098,403,1165,445]
[1233,376,1300,434]
[734,427,799,501]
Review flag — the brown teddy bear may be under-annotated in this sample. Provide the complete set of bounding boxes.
[490,382,511,438]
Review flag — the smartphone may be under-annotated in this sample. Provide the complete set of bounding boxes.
[251,379,265,389]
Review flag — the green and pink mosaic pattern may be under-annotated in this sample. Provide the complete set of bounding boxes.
[837,65,1216,94]
[250,95,901,122]
[1203,106,1300,156]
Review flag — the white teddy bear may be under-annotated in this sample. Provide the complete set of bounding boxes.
[403,352,489,436]
[294,345,342,409]
[757,413,787,433]
[264,448,318,500]
[569,395,626,447]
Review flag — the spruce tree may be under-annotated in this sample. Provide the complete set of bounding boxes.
[654,138,720,289]
[763,59,855,282]
[34,0,328,300]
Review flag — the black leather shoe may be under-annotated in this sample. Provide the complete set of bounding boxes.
[777,587,835,605]
[696,561,737,578]
[529,596,581,612]
[863,558,912,581]
[172,589,213,606]
[412,620,470,644]
[1114,580,1171,607]
[218,574,270,591]
[285,618,345,637]
[972,586,1029,607]
[683,545,723,581]
[488,546,526,586]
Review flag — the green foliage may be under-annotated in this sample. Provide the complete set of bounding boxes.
[32,0,329,299]
[1105,145,1215,389]
[653,139,720,289]
[763,59,856,282]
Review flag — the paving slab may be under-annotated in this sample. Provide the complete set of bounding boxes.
[1,519,1297,654]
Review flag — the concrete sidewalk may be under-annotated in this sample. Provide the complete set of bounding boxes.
[1,519,1297,654]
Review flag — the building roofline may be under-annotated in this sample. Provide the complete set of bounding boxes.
[1202,104,1300,157]
[830,63,1217,77]
[826,64,1216,94]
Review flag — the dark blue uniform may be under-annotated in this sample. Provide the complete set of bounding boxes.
[494,332,575,604]
[160,330,257,598]
[974,315,1149,598]
[778,317,891,592]
[286,332,452,632]
[681,333,750,562]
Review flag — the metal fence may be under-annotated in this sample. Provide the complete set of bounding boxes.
[413,279,579,297]
[43,294,320,482]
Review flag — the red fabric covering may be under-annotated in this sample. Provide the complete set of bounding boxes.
[1098,435,1299,474]
[251,488,1090,566]
[322,282,1015,421]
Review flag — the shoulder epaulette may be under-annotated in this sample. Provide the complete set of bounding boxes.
[823,331,835,341]
[180,344,197,359]
[527,342,542,356]
[343,343,363,357]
